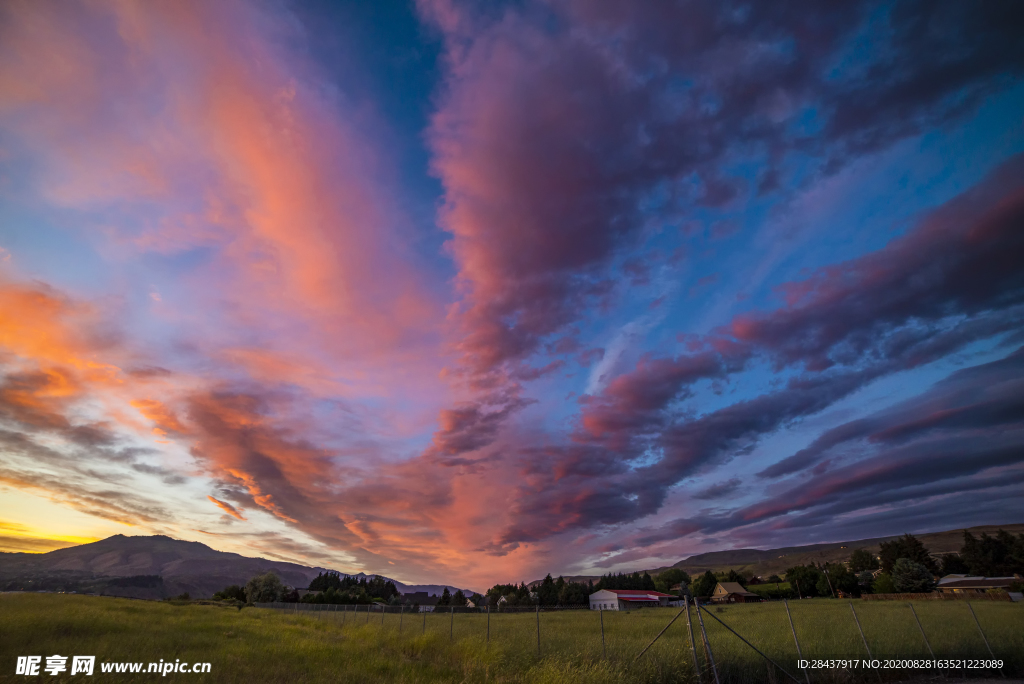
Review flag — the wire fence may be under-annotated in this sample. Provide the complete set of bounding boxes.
[253,597,1023,682]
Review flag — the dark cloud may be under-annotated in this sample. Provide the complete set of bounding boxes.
[428,389,534,458]
[728,154,1024,370]
[760,348,1024,478]
[693,477,743,500]
[488,159,1024,545]
[426,0,1024,378]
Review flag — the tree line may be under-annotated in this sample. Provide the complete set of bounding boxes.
[210,529,1024,606]
[484,568,695,607]
[755,529,1024,599]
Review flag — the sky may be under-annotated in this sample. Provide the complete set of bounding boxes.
[0,0,1022,592]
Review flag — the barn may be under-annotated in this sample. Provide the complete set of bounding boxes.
[589,589,675,610]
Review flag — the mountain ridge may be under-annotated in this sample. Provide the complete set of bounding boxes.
[531,523,1024,586]
[0,534,478,599]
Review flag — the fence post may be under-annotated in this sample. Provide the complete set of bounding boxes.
[685,597,701,684]
[400,605,404,633]
[450,606,454,642]
[382,604,385,626]
[536,604,541,657]
[635,604,688,663]
[487,605,490,644]
[600,608,606,660]
[849,602,871,658]
[342,604,346,626]
[694,599,720,684]
[366,604,370,624]
[784,600,810,684]
[908,603,942,678]
[699,605,802,684]
[966,602,1005,679]
[423,608,427,634]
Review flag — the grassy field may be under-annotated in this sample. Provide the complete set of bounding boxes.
[1,594,1021,683]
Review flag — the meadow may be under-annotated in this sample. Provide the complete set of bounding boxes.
[1,594,1021,683]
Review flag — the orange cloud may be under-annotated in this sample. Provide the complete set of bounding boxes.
[131,399,187,436]
[207,495,246,521]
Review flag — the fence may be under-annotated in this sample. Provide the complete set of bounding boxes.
[253,597,1023,681]
[862,591,1011,601]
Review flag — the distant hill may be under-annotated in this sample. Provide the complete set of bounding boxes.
[0,534,477,599]
[530,524,1024,586]
[660,523,1024,578]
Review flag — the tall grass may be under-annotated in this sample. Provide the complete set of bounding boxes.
[1,594,1020,683]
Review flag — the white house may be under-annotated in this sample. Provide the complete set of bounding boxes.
[589,589,675,610]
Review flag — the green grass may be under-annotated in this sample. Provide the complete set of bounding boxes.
[1,595,1021,683]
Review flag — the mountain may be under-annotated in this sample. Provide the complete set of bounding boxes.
[660,523,1024,578]
[0,534,477,599]
[530,523,1024,585]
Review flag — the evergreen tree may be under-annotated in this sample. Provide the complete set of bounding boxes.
[878,534,937,574]
[437,587,451,606]
[537,574,558,605]
[892,559,936,593]
[725,569,746,586]
[960,530,1024,576]
[848,549,879,573]
[692,570,718,598]
[939,553,970,575]
[452,589,466,607]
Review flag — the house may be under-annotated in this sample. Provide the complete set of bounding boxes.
[589,589,675,610]
[710,582,759,603]
[400,591,439,609]
[936,575,1018,595]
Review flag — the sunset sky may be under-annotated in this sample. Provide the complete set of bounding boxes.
[0,0,1022,591]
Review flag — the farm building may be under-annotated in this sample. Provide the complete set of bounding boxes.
[710,582,760,603]
[589,589,675,610]
[936,575,1019,595]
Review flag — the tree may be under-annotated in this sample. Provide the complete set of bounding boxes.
[960,530,1024,576]
[878,534,936,574]
[827,563,860,596]
[452,589,467,607]
[654,568,690,595]
[245,572,284,603]
[872,573,895,594]
[436,587,451,607]
[309,571,345,592]
[766,574,782,584]
[784,565,824,598]
[537,574,558,606]
[725,569,747,587]
[692,570,718,598]
[939,553,970,576]
[848,549,879,573]
[815,567,835,597]
[213,585,247,602]
[892,559,936,593]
